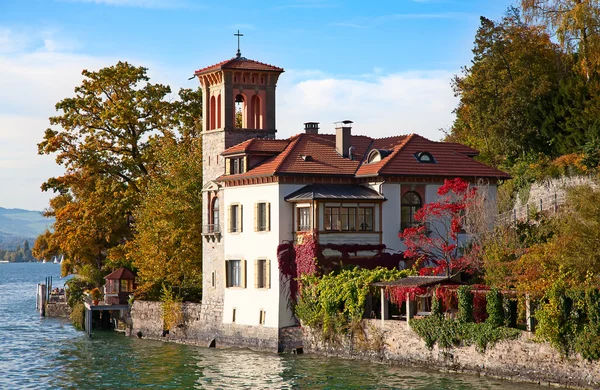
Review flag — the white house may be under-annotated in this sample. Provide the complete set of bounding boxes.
[196,51,509,351]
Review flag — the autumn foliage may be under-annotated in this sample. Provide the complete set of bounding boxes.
[399,178,480,277]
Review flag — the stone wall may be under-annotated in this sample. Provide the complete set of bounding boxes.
[303,319,600,389]
[511,175,597,220]
[129,300,290,352]
[45,302,71,318]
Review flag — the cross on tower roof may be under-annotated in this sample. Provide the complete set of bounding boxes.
[234,30,243,58]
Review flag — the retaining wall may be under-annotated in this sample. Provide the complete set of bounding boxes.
[129,301,292,352]
[303,319,600,389]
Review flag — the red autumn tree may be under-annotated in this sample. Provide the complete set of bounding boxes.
[399,178,480,277]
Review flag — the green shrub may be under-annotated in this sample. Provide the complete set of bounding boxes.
[431,292,442,317]
[486,288,504,328]
[70,302,85,330]
[457,286,473,323]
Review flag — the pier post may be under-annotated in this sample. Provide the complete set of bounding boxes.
[380,288,389,325]
[38,284,46,316]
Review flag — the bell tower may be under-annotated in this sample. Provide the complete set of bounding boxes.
[195,42,284,317]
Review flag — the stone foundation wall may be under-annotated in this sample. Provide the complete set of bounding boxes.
[303,319,600,389]
[129,300,290,352]
[45,302,71,318]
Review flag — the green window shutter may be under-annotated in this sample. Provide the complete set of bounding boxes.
[265,259,271,289]
[239,204,243,232]
[254,203,259,232]
[254,260,259,289]
[266,203,271,232]
[241,259,247,288]
[227,205,232,233]
[225,260,230,288]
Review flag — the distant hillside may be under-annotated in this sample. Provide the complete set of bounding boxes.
[0,208,54,250]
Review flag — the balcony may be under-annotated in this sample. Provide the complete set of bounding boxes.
[202,224,221,242]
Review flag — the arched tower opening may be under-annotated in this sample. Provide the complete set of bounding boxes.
[234,94,246,129]
[251,94,262,130]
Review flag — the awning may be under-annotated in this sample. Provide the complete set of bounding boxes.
[371,275,459,288]
[284,184,386,202]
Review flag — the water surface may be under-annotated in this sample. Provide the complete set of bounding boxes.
[0,263,559,389]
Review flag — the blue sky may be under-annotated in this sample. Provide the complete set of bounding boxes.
[0,0,516,210]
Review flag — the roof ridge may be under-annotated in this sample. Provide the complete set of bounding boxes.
[450,151,510,177]
[272,135,303,173]
[374,133,416,174]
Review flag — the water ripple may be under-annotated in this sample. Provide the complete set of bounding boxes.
[0,264,565,390]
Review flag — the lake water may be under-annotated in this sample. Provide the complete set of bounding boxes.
[0,262,560,389]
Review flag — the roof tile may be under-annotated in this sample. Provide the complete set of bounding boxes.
[195,57,284,75]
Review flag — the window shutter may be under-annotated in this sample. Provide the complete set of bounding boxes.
[225,158,230,175]
[241,259,247,288]
[227,205,232,233]
[254,260,259,288]
[225,260,230,288]
[265,259,271,289]
[266,203,271,232]
[239,204,243,232]
[243,156,248,172]
[254,203,259,232]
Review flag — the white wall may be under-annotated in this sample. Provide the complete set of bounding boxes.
[222,182,303,329]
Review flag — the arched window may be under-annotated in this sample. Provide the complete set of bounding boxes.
[401,191,421,231]
[251,95,261,129]
[217,94,222,129]
[211,197,219,232]
[234,94,245,128]
[209,96,216,130]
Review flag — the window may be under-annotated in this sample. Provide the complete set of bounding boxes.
[414,152,436,163]
[324,207,340,231]
[297,207,311,231]
[401,191,422,230]
[358,207,373,231]
[255,202,270,232]
[211,197,219,233]
[228,204,242,233]
[259,310,266,325]
[341,207,357,231]
[255,259,271,289]
[325,206,373,231]
[226,259,246,288]
[228,157,245,175]
[120,279,133,293]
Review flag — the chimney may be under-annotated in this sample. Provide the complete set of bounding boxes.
[335,120,353,158]
[304,122,319,134]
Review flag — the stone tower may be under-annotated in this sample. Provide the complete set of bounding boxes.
[196,52,284,323]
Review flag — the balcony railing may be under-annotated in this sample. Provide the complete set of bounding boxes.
[202,224,221,234]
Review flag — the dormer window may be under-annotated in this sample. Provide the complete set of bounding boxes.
[415,152,435,163]
[366,149,392,164]
[226,157,246,175]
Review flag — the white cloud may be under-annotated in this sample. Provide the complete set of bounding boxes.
[277,69,457,140]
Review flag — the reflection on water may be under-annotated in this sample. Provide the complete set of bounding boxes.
[1,263,564,389]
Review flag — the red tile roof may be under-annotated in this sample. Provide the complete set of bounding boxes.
[195,57,284,75]
[104,267,136,280]
[219,133,509,181]
[222,139,290,156]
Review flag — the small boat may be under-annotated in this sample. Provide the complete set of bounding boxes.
[53,256,59,264]
[59,255,64,264]
[42,259,47,264]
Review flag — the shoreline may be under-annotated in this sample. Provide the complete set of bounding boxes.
[125,301,600,390]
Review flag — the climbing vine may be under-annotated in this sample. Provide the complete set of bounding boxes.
[294,267,413,342]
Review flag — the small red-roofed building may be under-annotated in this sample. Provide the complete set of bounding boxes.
[194,49,509,353]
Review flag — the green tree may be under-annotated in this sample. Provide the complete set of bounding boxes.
[521,0,600,78]
[36,61,202,284]
[128,134,203,300]
[448,9,567,166]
